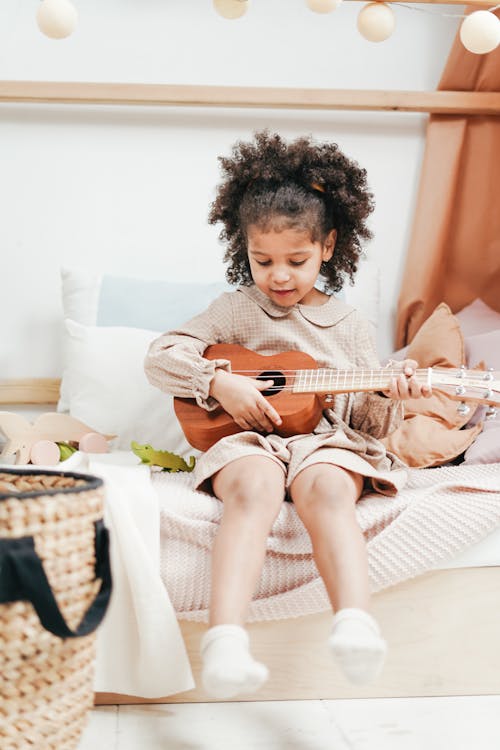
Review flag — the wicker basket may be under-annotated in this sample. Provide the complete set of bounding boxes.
[0,469,112,750]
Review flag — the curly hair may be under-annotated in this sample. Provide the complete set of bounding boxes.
[208,130,375,293]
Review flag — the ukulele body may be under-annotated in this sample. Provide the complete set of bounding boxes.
[173,344,324,451]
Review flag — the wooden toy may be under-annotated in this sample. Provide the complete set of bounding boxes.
[0,412,114,466]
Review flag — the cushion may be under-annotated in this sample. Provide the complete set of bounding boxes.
[61,319,198,457]
[462,329,500,464]
[463,423,500,464]
[383,416,482,469]
[59,268,231,412]
[382,303,480,468]
[455,298,500,338]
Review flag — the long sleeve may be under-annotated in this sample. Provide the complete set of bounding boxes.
[144,293,234,411]
[349,315,404,439]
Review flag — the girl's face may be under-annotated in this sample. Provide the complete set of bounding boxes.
[247,225,336,307]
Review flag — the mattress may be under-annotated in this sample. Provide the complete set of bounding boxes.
[156,463,500,622]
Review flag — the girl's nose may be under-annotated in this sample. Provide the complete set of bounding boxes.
[272,267,291,282]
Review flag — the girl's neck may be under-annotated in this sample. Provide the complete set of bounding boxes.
[298,288,331,307]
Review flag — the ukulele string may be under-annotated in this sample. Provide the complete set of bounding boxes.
[228,368,425,375]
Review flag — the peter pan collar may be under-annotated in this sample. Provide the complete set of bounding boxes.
[237,284,354,328]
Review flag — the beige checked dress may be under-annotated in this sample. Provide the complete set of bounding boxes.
[145,285,408,496]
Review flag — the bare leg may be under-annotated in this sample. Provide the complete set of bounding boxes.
[210,455,285,625]
[201,455,285,698]
[289,463,367,611]
[290,464,386,684]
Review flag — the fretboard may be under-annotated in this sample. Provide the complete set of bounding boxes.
[292,367,431,395]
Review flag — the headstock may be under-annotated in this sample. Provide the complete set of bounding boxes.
[427,366,500,420]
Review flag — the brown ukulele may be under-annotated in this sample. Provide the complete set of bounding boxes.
[173,344,500,451]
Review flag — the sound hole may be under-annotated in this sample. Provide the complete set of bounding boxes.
[257,370,286,397]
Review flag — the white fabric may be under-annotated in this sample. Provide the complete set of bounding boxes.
[69,452,195,698]
[157,463,500,622]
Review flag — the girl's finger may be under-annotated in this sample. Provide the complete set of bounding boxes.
[259,396,282,426]
[254,379,275,391]
[408,377,422,398]
[402,358,418,374]
[236,417,252,431]
[397,374,410,399]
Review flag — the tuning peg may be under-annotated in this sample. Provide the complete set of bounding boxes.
[483,368,494,381]
[457,365,466,378]
[457,401,471,416]
[324,394,334,404]
[485,407,497,420]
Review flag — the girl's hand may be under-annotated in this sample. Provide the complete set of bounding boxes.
[209,370,282,432]
[381,359,433,400]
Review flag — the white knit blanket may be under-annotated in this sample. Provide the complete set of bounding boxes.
[156,462,500,622]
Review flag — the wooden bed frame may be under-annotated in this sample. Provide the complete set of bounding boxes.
[1,380,500,702]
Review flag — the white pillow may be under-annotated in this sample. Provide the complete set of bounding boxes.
[59,268,231,411]
[60,319,197,458]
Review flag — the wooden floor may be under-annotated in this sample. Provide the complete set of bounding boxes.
[81,695,500,750]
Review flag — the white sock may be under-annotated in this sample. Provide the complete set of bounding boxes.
[200,624,269,699]
[328,608,387,685]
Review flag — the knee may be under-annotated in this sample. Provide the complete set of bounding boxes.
[291,472,358,523]
[219,472,284,519]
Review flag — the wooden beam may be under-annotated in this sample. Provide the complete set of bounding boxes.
[0,379,61,405]
[1,81,500,115]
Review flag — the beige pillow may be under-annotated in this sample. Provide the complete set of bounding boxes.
[382,303,480,468]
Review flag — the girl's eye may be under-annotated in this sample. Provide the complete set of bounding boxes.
[290,260,306,266]
[256,260,271,266]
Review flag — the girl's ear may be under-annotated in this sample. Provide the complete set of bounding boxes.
[322,229,337,261]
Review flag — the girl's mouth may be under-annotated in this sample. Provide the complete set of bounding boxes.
[272,289,294,296]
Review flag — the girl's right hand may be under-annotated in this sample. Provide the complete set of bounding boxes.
[209,370,282,433]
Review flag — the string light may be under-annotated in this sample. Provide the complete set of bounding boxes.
[32,0,500,56]
[459,10,500,54]
[306,0,343,13]
[36,0,78,39]
[357,3,395,42]
[213,0,249,20]
[394,3,500,55]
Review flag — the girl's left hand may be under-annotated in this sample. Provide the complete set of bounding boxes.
[382,359,433,400]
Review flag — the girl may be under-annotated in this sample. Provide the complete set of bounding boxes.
[145,131,431,699]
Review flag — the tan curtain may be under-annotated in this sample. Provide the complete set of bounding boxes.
[395,9,500,347]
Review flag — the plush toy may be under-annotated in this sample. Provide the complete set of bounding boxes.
[0,411,114,466]
[131,441,196,472]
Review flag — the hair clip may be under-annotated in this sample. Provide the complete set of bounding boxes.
[310,182,326,193]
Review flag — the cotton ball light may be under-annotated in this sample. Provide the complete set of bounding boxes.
[459,11,500,55]
[357,2,395,42]
[36,0,78,39]
[306,0,343,13]
[213,0,249,19]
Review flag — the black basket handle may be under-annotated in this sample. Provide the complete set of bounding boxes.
[0,520,112,639]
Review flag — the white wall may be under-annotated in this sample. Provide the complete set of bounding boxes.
[0,0,463,378]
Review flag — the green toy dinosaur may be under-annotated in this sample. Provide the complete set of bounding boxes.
[131,441,196,472]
